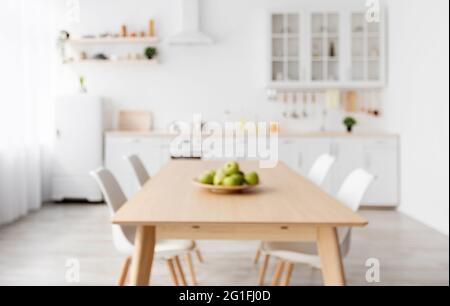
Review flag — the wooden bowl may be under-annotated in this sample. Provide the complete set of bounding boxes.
[192,179,259,194]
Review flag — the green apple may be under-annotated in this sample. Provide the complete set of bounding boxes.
[222,161,240,176]
[213,170,226,186]
[244,172,259,185]
[223,173,245,186]
[198,170,215,185]
[223,175,240,186]
[206,170,216,177]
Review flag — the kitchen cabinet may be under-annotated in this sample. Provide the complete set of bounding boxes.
[279,138,303,174]
[268,6,386,89]
[269,13,303,84]
[327,138,365,195]
[279,135,399,207]
[349,11,385,85]
[105,136,171,198]
[361,138,399,206]
[310,11,341,84]
[105,133,399,207]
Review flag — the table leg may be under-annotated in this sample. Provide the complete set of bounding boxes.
[129,226,156,286]
[317,227,346,286]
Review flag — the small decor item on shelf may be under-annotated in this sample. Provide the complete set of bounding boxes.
[100,32,112,38]
[329,41,336,57]
[343,116,357,133]
[93,53,108,60]
[144,47,157,60]
[148,19,155,37]
[79,76,87,93]
[121,24,128,37]
[79,51,88,61]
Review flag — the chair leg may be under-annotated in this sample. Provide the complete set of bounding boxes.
[175,255,188,286]
[195,249,204,263]
[186,252,198,286]
[271,260,285,286]
[166,258,179,286]
[254,242,263,265]
[254,249,262,265]
[258,254,270,286]
[192,241,204,263]
[282,262,295,286]
[117,256,131,286]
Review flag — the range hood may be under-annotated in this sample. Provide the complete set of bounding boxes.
[168,0,213,45]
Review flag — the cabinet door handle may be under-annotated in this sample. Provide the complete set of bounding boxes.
[298,154,303,168]
[56,129,61,138]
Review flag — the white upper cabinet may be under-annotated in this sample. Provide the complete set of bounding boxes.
[349,11,385,86]
[268,6,386,89]
[270,13,303,84]
[310,11,341,85]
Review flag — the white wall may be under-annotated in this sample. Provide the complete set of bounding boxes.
[384,0,449,235]
[54,0,382,132]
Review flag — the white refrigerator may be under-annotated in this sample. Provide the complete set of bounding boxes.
[52,94,104,202]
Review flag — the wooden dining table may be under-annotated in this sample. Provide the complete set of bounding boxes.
[112,160,368,286]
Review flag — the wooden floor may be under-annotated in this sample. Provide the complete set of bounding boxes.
[0,204,448,286]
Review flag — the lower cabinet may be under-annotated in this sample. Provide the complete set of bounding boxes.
[105,136,171,198]
[279,136,399,207]
[105,134,399,207]
[361,138,399,206]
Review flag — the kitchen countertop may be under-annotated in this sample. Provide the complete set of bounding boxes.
[105,130,399,138]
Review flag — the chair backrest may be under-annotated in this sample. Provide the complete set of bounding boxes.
[90,168,135,250]
[124,155,150,187]
[336,168,374,212]
[307,154,336,186]
[336,168,374,255]
[90,168,127,215]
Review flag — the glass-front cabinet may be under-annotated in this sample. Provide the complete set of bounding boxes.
[268,7,386,89]
[310,12,340,83]
[270,13,302,83]
[350,12,384,83]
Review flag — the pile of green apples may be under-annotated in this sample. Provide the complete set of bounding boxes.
[197,161,259,186]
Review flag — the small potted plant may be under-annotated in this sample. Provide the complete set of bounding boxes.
[144,47,157,60]
[343,116,357,133]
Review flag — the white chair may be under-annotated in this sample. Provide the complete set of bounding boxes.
[307,154,336,186]
[254,154,336,282]
[124,154,205,266]
[91,168,198,286]
[124,155,150,187]
[260,168,374,286]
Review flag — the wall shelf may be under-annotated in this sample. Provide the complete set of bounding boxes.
[63,59,159,65]
[66,37,160,45]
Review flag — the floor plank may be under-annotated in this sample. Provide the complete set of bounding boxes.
[0,204,448,286]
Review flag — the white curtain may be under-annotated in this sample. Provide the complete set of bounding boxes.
[0,0,56,225]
